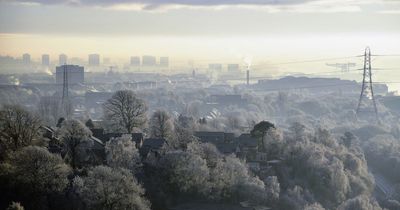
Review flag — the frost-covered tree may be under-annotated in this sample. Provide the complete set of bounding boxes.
[289,122,307,142]
[103,90,148,133]
[105,134,141,171]
[6,146,71,193]
[73,166,150,210]
[6,202,24,210]
[149,142,278,206]
[210,155,273,204]
[263,128,283,159]
[150,110,174,140]
[58,119,92,169]
[187,141,221,168]
[173,115,197,149]
[337,195,382,210]
[278,127,374,209]
[304,203,326,210]
[158,150,210,195]
[0,105,41,154]
[0,146,71,209]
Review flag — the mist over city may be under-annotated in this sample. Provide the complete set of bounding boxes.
[1,0,400,210]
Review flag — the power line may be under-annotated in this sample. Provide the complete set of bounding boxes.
[372,54,400,57]
[257,56,359,66]
[373,82,400,84]
[254,83,358,91]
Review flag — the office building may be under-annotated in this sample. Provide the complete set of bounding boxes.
[103,57,110,64]
[56,65,84,85]
[59,54,68,65]
[42,54,50,66]
[227,64,240,73]
[88,54,100,66]
[142,55,156,66]
[209,63,222,72]
[130,56,140,66]
[159,57,169,67]
[22,53,31,65]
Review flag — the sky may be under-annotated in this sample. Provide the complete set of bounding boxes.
[0,0,399,74]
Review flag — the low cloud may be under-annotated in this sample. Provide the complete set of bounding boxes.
[7,0,314,7]
[3,0,400,13]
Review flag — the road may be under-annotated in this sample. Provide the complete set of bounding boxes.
[369,169,395,199]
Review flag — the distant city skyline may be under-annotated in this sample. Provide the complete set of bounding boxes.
[0,0,399,91]
[0,0,399,62]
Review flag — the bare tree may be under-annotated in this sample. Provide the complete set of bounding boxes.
[103,90,147,133]
[0,105,41,153]
[150,110,174,139]
[58,119,92,169]
[37,96,63,126]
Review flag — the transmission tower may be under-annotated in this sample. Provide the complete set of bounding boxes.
[356,47,378,121]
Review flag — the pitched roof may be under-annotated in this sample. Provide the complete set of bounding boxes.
[194,131,235,143]
[140,138,167,157]
[237,133,258,147]
[215,142,238,154]
[90,136,104,147]
[142,138,167,149]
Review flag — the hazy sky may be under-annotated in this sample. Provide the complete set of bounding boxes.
[0,0,399,63]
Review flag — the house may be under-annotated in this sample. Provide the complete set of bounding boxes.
[195,131,237,155]
[194,131,235,144]
[236,133,258,161]
[40,126,62,154]
[209,94,247,106]
[139,138,168,159]
[39,125,105,162]
[90,128,144,148]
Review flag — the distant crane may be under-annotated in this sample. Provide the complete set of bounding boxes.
[326,62,356,72]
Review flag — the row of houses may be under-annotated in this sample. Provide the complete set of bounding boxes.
[41,126,167,163]
[41,125,277,172]
[194,131,279,172]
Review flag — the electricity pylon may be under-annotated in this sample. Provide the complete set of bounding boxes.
[61,64,68,104]
[61,64,72,118]
[356,47,378,121]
